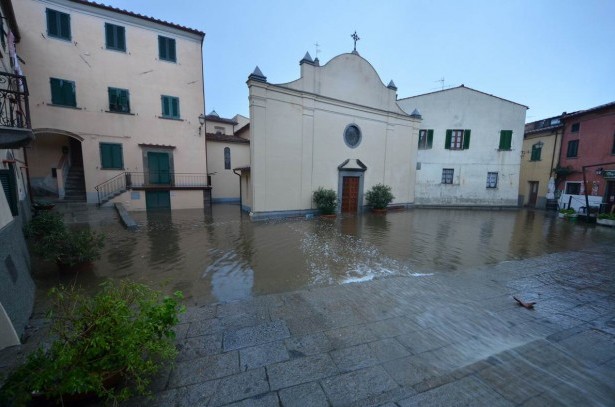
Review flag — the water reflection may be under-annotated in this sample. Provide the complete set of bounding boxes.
[51,206,615,305]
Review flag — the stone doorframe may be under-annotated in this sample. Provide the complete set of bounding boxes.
[337,159,367,214]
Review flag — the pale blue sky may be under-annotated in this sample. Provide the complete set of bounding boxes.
[104,0,614,122]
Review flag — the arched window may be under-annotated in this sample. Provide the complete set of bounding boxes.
[224,147,231,170]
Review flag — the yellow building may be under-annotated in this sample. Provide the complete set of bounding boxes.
[14,0,208,210]
[519,116,563,208]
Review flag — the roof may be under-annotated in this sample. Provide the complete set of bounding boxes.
[68,0,205,38]
[563,101,615,119]
[235,123,250,136]
[205,133,249,144]
[524,115,563,135]
[206,115,238,125]
[399,84,528,109]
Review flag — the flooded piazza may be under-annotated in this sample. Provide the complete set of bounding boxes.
[34,205,615,305]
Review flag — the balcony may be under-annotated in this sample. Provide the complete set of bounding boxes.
[0,72,33,148]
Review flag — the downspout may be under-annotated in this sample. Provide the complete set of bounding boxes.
[200,33,208,181]
[233,169,242,210]
[22,146,33,205]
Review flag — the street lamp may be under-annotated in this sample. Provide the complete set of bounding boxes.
[198,113,206,135]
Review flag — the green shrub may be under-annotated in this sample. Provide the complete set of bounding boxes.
[598,213,615,220]
[365,184,395,210]
[0,281,185,405]
[24,211,65,240]
[559,208,575,215]
[313,187,337,215]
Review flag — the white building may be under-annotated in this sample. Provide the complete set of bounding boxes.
[398,86,527,207]
[241,51,420,219]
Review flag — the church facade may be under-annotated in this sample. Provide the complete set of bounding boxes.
[240,52,420,219]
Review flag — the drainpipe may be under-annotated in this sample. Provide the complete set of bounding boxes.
[233,169,242,211]
[22,146,33,205]
[200,34,209,182]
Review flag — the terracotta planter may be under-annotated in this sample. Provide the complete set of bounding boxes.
[56,260,94,274]
[371,208,387,214]
[320,214,336,219]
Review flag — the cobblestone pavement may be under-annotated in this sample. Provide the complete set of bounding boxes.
[123,244,615,406]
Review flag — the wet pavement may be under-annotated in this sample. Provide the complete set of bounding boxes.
[122,242,615,406]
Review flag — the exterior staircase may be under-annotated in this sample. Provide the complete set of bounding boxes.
[64,166,87,202]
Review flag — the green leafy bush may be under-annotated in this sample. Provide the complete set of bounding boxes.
[313,187,337,215]
[24,211,64,240]
[365,184,395,210]
[559,208,575,215]
[0,281,185,405]
[598,213,615,220]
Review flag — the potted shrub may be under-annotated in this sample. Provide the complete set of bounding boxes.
[313,187,337,217]
[26,212,105,273]
[558,208,576,219]
[365,183,394,213]
[597,213,615,227]
[0,281,185,405]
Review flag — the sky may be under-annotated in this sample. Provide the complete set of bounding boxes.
[102,0,615,122]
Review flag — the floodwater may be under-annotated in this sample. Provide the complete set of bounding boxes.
[34,205,615,305]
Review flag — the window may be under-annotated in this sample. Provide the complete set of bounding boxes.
[0,167,18,216]
[530,143,542,161]
[498,130,513,150]
[215,126,225,135]
[565,182,581,195]
[486,172,498,188]
[567,140,579,158]
[50,78,76,107]
[46,8,71,41]
[445,129,471,150]
[158,35,176,62]
[442,168,454,184]
[161,95,180,119]
[108,87,130,113]
[0,12,5,49]
[611,132,615,155]
[571,122,580,133]
[224,147,231,170]
[418,129,433,150]
[100,143,123,169]
[105,23,126,51]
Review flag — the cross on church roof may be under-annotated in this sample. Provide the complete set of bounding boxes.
[351,31,360,52]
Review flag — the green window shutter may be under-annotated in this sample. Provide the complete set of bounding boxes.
[171,97,179,118]
[120,89,129,112]
[112,145,123,168]
[117,26,125,50]
[499,130,512,150]
[65,81,76,107]
[46,9,57,36]
[105,23,114,49]
[108,88,117,110]
[463,129,471,150]
[60,12,71,40]
[161,96,168,116]
[100,143,111,168]
[168,39,176,61]
[50,78,62,104]
[0,169,18,216]
[445,130,452,149]
[427,129,434,149]
[158,36,166,60]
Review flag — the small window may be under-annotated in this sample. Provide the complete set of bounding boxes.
[0,12,5,49]
[486,172,498,188]
[158,35,176,62]
[100,143,123,169]
[418,129,433,150]
[498,130,512,150]
[571,122,580,133]
[161,95,180,119]
[108,87,130,113]
[224,147,231,170]
[611,132,615,155]
[565,182,581,195]
[105,23,126,51]
[50,77,76,107]
[567,140,579,158]
[0,167,18,216]
[46,8,71,41]
[530,143,542,161]
[215,126,225,135]
[445,129,471,150]
[442,168,454,184]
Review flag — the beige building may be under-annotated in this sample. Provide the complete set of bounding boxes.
[14,0,208,210]
[241,51,420,219]
[519,116,563,208]
[205,111,250,203]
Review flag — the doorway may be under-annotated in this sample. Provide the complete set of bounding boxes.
[341,176,360,213]
[528,181,539,207]
[147,152,171,185]
[146,190,171,209]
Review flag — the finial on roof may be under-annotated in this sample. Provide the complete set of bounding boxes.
[410,108,422,119]
[248,66,267,82]
[387,80,397,91]
[314,57,320,66]
[208,109,219,117]
[300,51,314,65]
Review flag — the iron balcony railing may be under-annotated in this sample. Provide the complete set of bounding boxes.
[0,72,31,130]
[95,172,209,205]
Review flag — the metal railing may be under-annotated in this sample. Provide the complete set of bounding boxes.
[0,72,30,130]
[95,172,209,205]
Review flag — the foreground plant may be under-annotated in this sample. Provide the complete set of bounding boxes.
[0,281,185,406]
[313,187,337,215]
[365,183,395,210]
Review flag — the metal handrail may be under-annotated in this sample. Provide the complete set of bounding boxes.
[0,72,31,130]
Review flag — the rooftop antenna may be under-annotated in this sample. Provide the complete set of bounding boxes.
[436,77,445,90]
[314,42,321,59]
